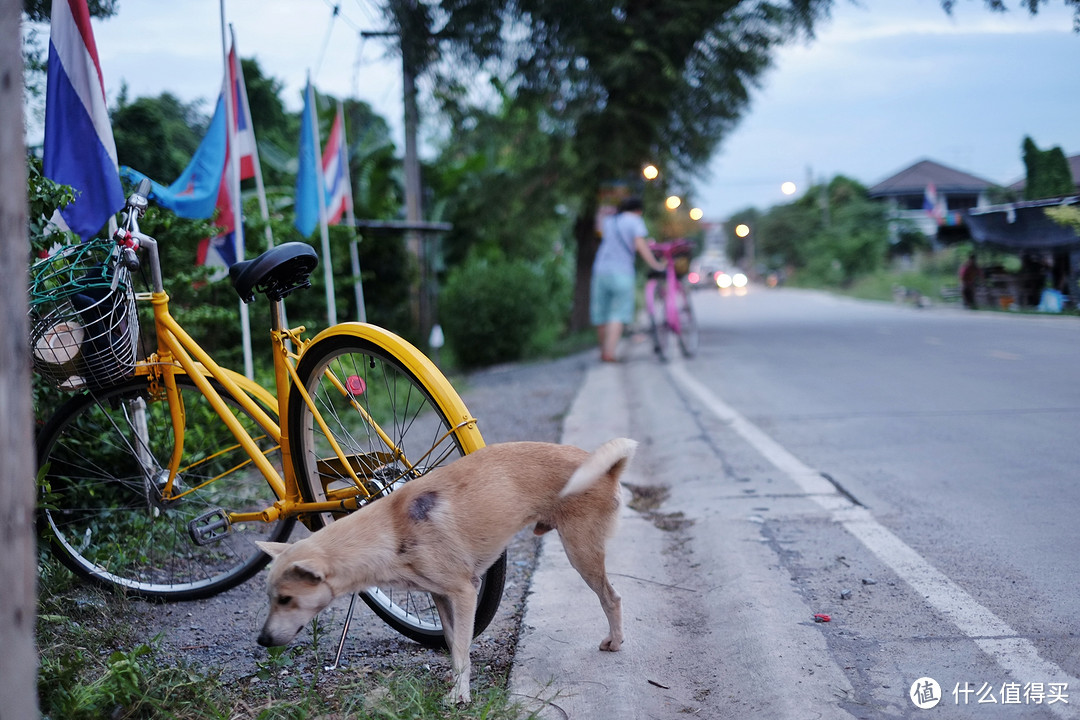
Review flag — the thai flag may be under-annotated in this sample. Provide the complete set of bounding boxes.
[196,152,238,273]
[228,39,257,182]
[923,183,941,220]
[322,106,352,225]
[43,0,125,241]
[197,37,257,272]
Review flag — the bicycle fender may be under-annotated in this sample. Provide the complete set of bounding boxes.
[298,322,486,453]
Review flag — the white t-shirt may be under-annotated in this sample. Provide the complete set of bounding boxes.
[593,211,647,275]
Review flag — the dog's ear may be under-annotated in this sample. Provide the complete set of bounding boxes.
[256,541,290,559]
[283,559,326,585]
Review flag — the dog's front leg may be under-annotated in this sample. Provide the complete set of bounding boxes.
[437,586,477,704]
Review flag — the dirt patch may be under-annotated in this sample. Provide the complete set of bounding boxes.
[623,482,670,512]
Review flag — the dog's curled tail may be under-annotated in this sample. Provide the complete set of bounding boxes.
[559,437,638,498]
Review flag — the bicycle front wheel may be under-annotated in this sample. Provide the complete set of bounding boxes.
[676,282,699,358]
[288,326,505,648]
[37,375,295,601]
[648,281,671,361]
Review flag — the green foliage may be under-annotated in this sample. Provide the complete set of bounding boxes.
[27,157,77,252]
[1046,204,1080,232]
[440,255,571,368]
[1022,136,1076,200]
[112,91,209,182]
[431,86,578,268]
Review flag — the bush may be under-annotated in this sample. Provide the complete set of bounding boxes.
[440,256,568,368]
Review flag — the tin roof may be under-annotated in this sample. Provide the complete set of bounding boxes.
[867,159,995,197]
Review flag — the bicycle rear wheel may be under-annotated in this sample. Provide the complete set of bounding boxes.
[288,327,505,648]
[37,375,295,601]
[675,282,699,358]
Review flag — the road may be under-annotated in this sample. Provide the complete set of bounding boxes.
[510,287,1080,718]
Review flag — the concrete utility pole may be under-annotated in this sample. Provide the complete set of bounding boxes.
[401,52,431,344]
[362,24,432,344]
[0,0,40,715]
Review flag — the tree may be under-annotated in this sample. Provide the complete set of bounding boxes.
[3,0,37,716]
[1022,136,1076,200]
[430,84,577,267]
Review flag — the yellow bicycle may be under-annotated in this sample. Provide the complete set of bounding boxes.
[30,181,504,647]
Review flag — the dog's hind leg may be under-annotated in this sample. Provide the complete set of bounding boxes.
[436,585,478,704]
[560,528,624,652]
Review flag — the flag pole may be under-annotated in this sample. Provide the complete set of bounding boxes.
[220,0,254,378]
[231,25,274,252]
[337,101,367,323]
[307,77,337,326]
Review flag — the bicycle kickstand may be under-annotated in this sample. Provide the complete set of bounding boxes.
[325,593,360,671]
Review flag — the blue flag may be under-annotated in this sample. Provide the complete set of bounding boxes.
[120,95,227,220]
[294,81,320,237]
[44,0,125,241]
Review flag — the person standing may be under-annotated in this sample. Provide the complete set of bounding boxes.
[590,197,665,362]
[959,252,981,309]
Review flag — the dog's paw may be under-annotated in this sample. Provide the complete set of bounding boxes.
[445,687,472,705]
[599,635,623,652]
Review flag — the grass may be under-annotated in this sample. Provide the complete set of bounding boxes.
[36,559,545,720]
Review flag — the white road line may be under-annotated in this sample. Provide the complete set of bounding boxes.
[668,361,1080,717]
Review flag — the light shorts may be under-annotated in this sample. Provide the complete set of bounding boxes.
[590,272,636,325]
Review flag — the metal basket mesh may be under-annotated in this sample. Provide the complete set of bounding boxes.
[29,239,139,391]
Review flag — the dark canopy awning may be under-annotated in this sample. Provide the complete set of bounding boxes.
[965,197,1080,252]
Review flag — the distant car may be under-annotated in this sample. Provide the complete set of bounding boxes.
[688,259,723,290]
[714,270,748,290]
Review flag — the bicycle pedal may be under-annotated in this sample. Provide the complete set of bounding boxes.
[188,508,231,546]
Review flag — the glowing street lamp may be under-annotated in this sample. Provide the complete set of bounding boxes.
[781,181,797,196]
[689,207,704,221]
[735,223,750,238]
[665,195,682,211]
[642,164,659,180]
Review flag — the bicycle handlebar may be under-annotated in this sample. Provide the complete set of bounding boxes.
[648,239,693,258]
[112,179,156,273]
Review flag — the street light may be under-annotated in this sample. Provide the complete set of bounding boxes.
[665,195,682,211]
[735,223,750,238]
[781,181,797,196]
[689,207,704,221]
[643,164,659,181]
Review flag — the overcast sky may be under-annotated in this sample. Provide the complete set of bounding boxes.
[30,0,1080,222]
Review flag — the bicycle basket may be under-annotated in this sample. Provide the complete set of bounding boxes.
[673,250,692,277]
[29,238,139,391]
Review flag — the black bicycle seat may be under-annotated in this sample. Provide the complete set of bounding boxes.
[229,242,319,303]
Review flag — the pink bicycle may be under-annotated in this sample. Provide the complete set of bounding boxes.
[645,239,699,360]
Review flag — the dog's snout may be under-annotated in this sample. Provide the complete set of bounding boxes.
[257,630,276,647]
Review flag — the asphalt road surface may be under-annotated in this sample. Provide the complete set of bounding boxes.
[511,287,1080,719]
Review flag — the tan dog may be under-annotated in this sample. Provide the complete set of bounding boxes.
[256,437,636,704]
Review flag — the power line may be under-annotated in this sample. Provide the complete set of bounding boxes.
[312,3,340,81]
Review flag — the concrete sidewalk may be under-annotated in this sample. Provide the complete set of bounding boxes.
[507,363,705,718]
[505,353,857,719]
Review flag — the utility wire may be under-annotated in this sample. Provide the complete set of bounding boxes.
[312,3,341,81]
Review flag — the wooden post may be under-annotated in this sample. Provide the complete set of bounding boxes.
[0,0,40,714]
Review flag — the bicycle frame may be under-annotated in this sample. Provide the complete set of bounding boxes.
[645,240,692,335]
[124,231,481,529]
